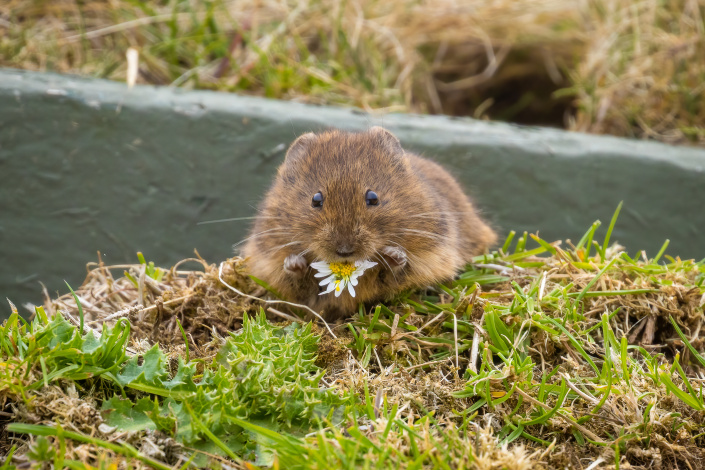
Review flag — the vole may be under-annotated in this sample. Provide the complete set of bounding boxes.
[241,127,496,320]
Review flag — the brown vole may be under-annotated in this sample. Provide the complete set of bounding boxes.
[241,127,496,320]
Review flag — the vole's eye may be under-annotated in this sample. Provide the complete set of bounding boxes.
[312,191,324,208]
[365,190,379,206]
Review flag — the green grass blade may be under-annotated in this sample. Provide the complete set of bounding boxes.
[7,424,174,470]
[669,316,705,368]
[64,282,84,334]
[600,201,623,262]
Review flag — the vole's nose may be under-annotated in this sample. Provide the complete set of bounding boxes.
[336,245,355,258]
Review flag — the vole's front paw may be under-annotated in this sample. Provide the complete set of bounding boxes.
[283,254,308,276]
[381,246,408,270]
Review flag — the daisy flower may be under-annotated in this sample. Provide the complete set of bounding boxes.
[311,260,378,298]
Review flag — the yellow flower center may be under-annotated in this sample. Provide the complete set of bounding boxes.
[329,262,356,278]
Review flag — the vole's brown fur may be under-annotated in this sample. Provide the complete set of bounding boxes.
[241,127,496,320]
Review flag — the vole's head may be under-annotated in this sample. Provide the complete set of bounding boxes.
[264,127,442,265]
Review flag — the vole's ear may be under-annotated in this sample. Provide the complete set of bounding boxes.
[369,126,403,154]
[285,132,316,164]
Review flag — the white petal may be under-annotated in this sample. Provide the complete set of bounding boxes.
[314,271,332,278]
[319,281,337,296]
[353,261,377,276]
[310,261,331,271]
[334,279,346,297]
[350,276,359,286]
[318,274,336,286]
[347,282,356,297]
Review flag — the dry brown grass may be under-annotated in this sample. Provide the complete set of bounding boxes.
[569,0,705,145]
[1,0,703,145]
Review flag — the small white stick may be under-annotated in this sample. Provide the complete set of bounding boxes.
[267,307,301,323]
[86,296,190,325]
[403,358,449,372]
[538,271,547,301]
[452,312,459,370]
[126,47,139,88]
[59,309,100,337]
[469,312,485,374]
[415,311,446,335]
[585,458,605,470]
[560,373,599,405]
[475,263,526,273]
[373,347,384,371]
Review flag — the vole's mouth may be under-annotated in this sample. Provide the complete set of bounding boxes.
[327,253,376,265]
[314,251,373,267]
[329,256,359,263]
[315,241,375,265]
[335,247,356,258]
[320,251,366,264]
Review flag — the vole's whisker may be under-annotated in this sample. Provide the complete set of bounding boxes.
[374,249,398,283]
[233,228,293,248]
[407,214,460,221]
[262,240,305,256]
[385,241,413,275]
[298,248,311,257]
[410,211,476,217]
[405,214,440,220]
[198,216,280,225]
[393,228,446,242]
[248,204,269,214]
[280,240,304,249]
[386,240,407,254]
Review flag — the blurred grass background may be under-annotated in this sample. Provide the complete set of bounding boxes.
[1,0,703,146]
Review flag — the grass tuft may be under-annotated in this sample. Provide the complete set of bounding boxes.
[1,212,705,468]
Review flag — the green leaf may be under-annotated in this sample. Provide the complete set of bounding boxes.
[116,344,169,388]
[103,396,157,432]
